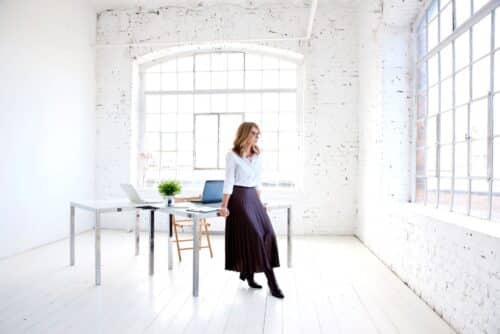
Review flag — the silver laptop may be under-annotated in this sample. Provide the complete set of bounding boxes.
[120,184,163,204]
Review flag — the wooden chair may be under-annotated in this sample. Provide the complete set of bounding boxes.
[173,195,214,262]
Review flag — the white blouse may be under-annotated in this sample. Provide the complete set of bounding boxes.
[223,150,262,195]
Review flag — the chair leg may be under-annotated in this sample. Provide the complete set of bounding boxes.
[204,219,214,258]
[173,218,182,262]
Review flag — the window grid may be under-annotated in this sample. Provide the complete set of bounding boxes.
[140,51,299,188]
[415,0,500,220]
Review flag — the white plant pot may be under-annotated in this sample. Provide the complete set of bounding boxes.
[164,195,175,207]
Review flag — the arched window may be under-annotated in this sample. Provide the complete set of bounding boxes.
[139,49,301,190]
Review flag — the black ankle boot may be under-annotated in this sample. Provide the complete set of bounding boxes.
[264,269,284,299]
[239,272,262,289]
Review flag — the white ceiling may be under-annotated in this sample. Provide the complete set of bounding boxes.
[89,0,311,12]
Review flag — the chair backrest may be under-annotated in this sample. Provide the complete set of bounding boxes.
[201,180,224,202]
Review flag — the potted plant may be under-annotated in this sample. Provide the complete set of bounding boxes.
[158,180,182,206]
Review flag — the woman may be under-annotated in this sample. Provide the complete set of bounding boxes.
[218,122,284,299]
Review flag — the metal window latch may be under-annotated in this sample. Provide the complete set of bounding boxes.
[117,208,122,212]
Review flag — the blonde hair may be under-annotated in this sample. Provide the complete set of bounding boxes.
[232,122,261,157]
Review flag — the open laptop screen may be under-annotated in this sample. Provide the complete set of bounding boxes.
[202,180,224,203]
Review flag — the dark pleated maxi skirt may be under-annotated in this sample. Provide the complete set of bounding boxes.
[225,185,280,273]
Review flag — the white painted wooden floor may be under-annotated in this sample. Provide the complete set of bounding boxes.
[0,230,455,334]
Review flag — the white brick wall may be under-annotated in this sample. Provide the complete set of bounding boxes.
[356,1,500,333]
[95,1,360,235]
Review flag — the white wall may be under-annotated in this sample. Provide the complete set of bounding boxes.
[356,1,500,333]
[95,1,360,235]
[0,0,96,258]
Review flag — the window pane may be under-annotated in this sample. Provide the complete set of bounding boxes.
[470,179,489,219]
[227,71,244,89]
[178,72,193,90]
[245,93,261,113]
[195,54,210,71]
[455,105,468,141]
[427,177,438,206]
[440,144,453,176]
[177,151,193,167]
[145,95,161,113]
[146,63,162,73]
[227,53,244,70]
[455,68,470,106]
[161,152,176,169]
[245,54,261,70]
[262,70,279,89]
[227,93,244,113]
[418,26,427,58]
[280,59,296,70]
[195,71,211,90]
[470,98,488,139]
[279,70,297,89]
[177,56,193,72]
[470,140,488,176]
[177,95,193,114]
[496,12,500,48]
[211,53,227,71]
[472,14,491,61]
[427,116,437,146]
[261,131,278,150]
[440,44,453,79]
[262,56,280,69]
[219,114,244,166]
[195,115,218,168]
[161,59,176,72]
[429,85,439,115]
[245,112,261,124]
[263,151,278,171]
[145,73,161,91]
[144,133,160,152]
[440,110,453,144]
[262,113,279,131]
[212,94,227,113]
[161,113,177,132]
[194,94,210,114]
[262,93,279,112]
[441,78,453,111]
[280,92,296,112]
[177,113,193,132]
[279,112,297,131]
[245,70,262,89]
[161,72,177,91]
[428,0,438,21]
[177,132,193,151]
[426,146,437,176]
[161,95,177,113]
[428,55,439,86]
[474,0,489,13]
[455,142,468,177]
[211,71,227,89]
[279,131,298,151]
[472,57,491,99]
[440,4,453,41]
[439,177,452,208]
[455,31,470,70]
[428,18,439,51]
[145,114,161,132]
[453,178,469,214]
[456,0,471,27]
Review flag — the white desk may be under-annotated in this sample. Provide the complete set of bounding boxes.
[69,200,292,297]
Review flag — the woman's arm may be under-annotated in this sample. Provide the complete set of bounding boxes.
[220,152,235,217]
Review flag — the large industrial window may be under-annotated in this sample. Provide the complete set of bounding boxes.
[415,0,500,220]
[139,51,300,189]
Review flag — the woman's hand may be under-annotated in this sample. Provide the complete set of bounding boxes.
[218,207,230,217]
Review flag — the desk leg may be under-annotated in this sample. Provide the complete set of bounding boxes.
[287,207,292,268]
[95,212,101,285]
[135,210,140,256]
[192,215,200,297]
[149,210,155,276]
[168,214,173,270]
[70,205,75,266]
